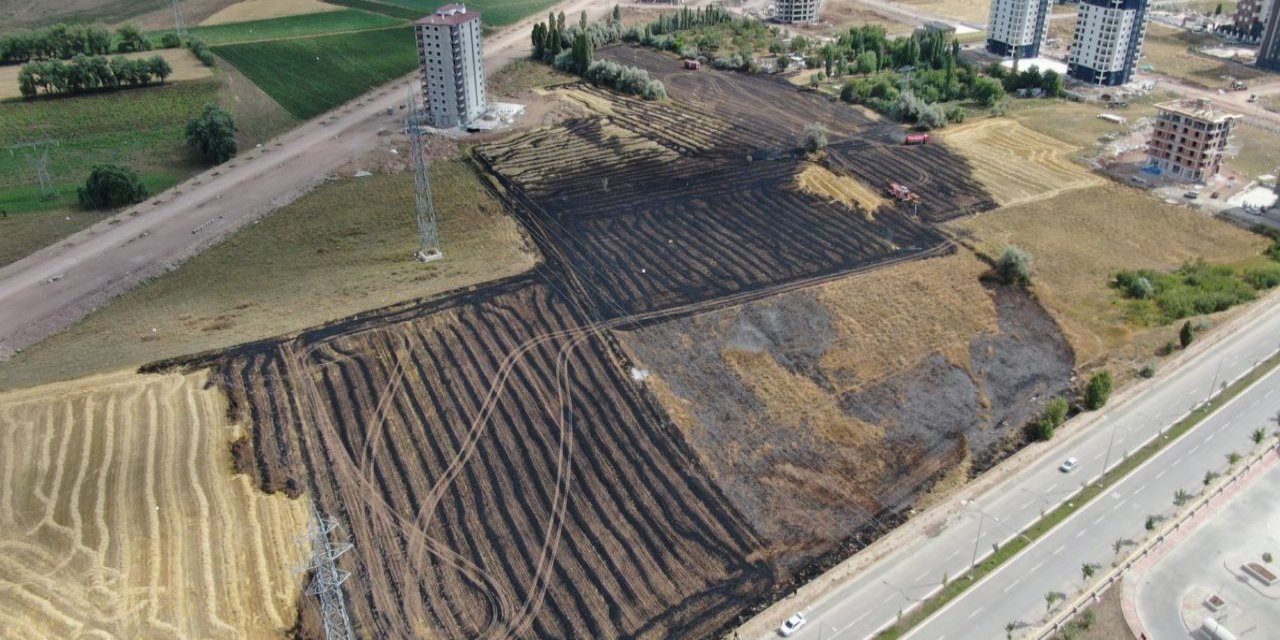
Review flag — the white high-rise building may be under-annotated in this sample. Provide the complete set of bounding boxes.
[415,3,487,128]
[985,0,1051,59]
[775,0,822,24]
[1067,0,1151,86]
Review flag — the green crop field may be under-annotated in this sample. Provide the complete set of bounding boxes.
[212,27,418,120]
[180,9,406,45]
[367,0,560,26]
[326,0,431,21]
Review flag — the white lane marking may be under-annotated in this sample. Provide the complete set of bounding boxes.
[1094,515,1106,525]
[881,593,897,605]
[967,606,984,620]
[1156,469,1168,479]
[1113,499,1127,511]
[1031,560,1046,572]
[1205,433,1215,442]
[946,549,960,561]
[1173,456,1185,466]
[1093,451,1104,460]
[1003,578,1021,593]
[1134,484,1147,495]
[1021,500,1035,510]
[1047,483,1059,492]
[1075,528,1089,539]
[916,568,933,581]
[853,611,869,624]
[1053,544,1066,555]
[1267,388,1275,397]
[1188,444,1200,454]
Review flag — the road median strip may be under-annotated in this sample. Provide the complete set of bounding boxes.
[873,348,1280,639]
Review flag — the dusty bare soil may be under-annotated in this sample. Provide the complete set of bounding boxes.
[0,370,310,638]
[620,252,1074,556]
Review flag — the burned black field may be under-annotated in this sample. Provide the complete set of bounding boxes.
[163,46,1050,639]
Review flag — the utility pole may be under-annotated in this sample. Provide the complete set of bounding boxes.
[171,0,188,36]
[405,84,442,262]
[297,505,355,640]
[8,139,59,200]
[970,510,985,568]
[1101,419,1119,475]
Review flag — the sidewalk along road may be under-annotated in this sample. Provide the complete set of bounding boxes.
[753,295,1280,640]
[0,0,612,363]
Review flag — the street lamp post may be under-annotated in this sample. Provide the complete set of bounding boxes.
[1101,418,1119,475]
[970,511,985,568]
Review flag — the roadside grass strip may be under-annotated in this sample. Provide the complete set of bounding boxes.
[875,349,1280,639]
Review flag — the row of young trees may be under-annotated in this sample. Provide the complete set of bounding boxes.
[530,9,666,100]
[0,22,155,65]
[18,54,173,98]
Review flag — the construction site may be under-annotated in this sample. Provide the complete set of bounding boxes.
[3,5,1278,639]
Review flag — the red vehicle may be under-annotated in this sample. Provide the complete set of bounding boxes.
[683,59,701,70]
[904,132,929,145]
[887,182,918,202]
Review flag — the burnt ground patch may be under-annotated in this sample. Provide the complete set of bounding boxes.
[204,276,776,640]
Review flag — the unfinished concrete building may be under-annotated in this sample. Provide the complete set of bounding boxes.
[415,3,487,128]
[775,0,822,24]
[1146,99,1241,182]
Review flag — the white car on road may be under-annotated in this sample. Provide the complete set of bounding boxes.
[779,612,806,636]
[1060,457,1080,473]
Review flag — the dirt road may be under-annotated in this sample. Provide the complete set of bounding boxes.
[0,0,608,363]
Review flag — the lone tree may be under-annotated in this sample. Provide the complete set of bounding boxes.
[1145,515,1157,531]
[1252,427,1267,445]
[801,122,827,154]
[185,103,238,164]
[148,55,173,84]
[1084,371,1113,410]
[1081,562,1098,585]
[996,246,1033,285]
[1179,320,1195,348]
[78,164,149,209]
[1173,488,1192,507]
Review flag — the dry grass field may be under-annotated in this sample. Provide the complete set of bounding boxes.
[0,49,214,100]
[938,119,1104,206]
[795,162,887,216]
[0,370,310,639]
[947,184,1268,366]
[0,161,538,391]
[199,0,343,25]
[894,0,990,24]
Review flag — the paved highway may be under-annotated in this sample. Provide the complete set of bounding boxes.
[757,296,1280,640]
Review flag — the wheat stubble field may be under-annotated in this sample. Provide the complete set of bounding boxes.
[0,371,310,639]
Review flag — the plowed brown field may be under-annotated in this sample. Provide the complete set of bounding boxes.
[0,371,310,639]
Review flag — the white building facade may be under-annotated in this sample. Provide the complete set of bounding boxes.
[415,4,487,128]
[986,0,1052,58]
[775,0,822,24]
[1067,0,1151,86]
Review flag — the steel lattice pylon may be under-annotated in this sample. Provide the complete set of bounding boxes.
[296,506,355,640]
[171,0,188,35]
[8,139,59,200]
[406,85,443,262]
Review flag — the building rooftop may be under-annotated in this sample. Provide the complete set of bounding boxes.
[415,3,479,26]
[1154,99,1242,124]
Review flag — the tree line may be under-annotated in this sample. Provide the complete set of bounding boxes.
[19,54,173,98]
[0,22,158,65]
[530,9,667,100]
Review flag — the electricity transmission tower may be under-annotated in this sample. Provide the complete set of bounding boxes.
[8,139,59,200]
[171,0,188,36]
[406,85,443,262]
[297,506,355,640]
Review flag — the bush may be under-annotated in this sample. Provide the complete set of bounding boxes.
[1243,263,1280,289]
[889,91,947,129]
[996,246,1033,285]
[1031,396,1069,441]
[802,122,827,153]
[160,33,181,49]
[77,164,149,209]
[1180,320,1195,348]
[1084,371,1112,410]
[116,24,152,53]
[582,59,666,100]
[1139,364,1156,378]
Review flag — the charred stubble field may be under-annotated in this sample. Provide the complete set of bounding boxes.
[153,47,1017,638]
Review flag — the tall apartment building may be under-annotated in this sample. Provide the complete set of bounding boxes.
[415,4,486,128]
[1232,0,1272,39]
[986,0,1052,58]
[1066,0,1151,86]
[1259,0,1280,70]
[775,0,822,24]
[1146,99,1240,182]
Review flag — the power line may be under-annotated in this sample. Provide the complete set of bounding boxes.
[8,139,59,201]
[405,84,443,262]
[297,505,355,640]
[171,0,188,36]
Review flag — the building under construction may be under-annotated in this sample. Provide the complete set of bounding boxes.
[1146,99,1241,182]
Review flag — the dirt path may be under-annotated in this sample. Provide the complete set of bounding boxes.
[0,0,610,363]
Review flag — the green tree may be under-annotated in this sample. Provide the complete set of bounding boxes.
[185,103,238,164]
[1084,371,1112,410]
[571,31,593,74]
[1179,321,1194,348]
[1252,428,1267,445]
[1227,451,1242,466]
[1215,2,1224,15]
[78,164,149,209]
[1174,489,1191,507]
[148,55,173,84]
[972,75,1005,107]
[996,245,1033,285]
[612,4,622,24]
[1081,562,1096,583]
[116,24,152,53]
[160,33,181,48]
[1145,515,1157,531]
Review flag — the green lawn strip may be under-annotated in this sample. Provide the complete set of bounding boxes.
[326,0,431,21]
[171,10,406,46]
[875,348,1280,639]
[212,27,418,120]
